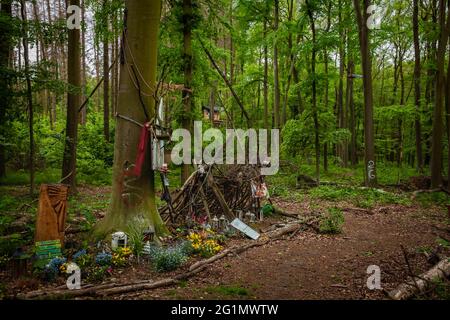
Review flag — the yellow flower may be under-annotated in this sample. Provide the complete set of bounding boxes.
[59,263,67,273]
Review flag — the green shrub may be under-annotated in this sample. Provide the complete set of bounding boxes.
[87,265,111,283]
[0,195,17,212]
[0,233,25,256]
[149,244,188,272]
[127,220,147,258]
[310,186,411,209]
[319,207,344,234]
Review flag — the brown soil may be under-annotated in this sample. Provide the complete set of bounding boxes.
[2,187,449,300]
[127,199,449,300]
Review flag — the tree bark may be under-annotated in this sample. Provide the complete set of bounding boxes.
[0,0,12,178]
[413,0,423,173]
[181,0,193,184]
[80,0,87,125]
[97,0,167,236]
[103,0,110,142]
[337,0,347,167]
[263,18,269,129]
[273,0,280,128]
[20,0,34,195]
[306,0,320,184]
[353,0,377,187]
[430,0,450,188]
[61,0,81,193]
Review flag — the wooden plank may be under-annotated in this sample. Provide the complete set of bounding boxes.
[34,184,69,246]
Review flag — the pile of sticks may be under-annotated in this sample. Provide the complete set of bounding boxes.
[159,164,265,225]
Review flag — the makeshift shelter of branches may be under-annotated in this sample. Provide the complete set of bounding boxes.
[159,164,267,226]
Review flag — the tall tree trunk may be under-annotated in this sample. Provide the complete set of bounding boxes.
[0,0,12,178]
[337,0,347,167]
[61,0,81,193]
[97,0,167,235]
[306,0,320,184]
[347,60,357,166]
[273,0,280,128]
[20,0,34,195]
[353,0,377,187]
[431,0,450,188]
[413,0,423,173]
[32,0,48,117]
[103,0,110,142]
[424,1,438,167]
[80,0,87,125]
[282,0,295,126]
[446,45,450,192]
[181,0,193,184]
[263,19,269,130]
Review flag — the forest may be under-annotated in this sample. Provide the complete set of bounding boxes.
[0,0,450,301]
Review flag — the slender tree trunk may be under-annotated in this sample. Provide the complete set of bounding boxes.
[181,0,193,184]
[424,1,438,167]
[0,0,12,178]
[306,0,320,183]
[103,0,110,142]
[353,0,377,187]
[337,0,347,167]
[282,0,295,126]
[347,60,357,166]
[413,0,423,173]
[98,0,167,236]
[273,0,280,128]
[431,0,450,188]
[20,0,34,195]
[263,19,269,130]
[446,45,450,192]
[81,0,87,125]
[61,0,81,192]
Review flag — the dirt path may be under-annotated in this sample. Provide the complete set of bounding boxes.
[132,203,447,300]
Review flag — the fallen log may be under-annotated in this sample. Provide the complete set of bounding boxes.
[388,257,450,300]
[189,248,234,272]
[98,278,176,297]
[273,206,299,218]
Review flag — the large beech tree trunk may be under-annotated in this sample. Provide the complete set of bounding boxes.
[97,0,167,235]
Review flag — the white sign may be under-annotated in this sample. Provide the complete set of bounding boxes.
[230,218,260,240]
[66,262,81,290]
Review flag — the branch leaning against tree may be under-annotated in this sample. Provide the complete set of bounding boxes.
[197,36,251,127]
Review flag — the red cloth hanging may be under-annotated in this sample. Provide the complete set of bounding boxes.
[127,122,150,177]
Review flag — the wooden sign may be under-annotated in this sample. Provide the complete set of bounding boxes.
[35,240,62,261]
[230,218,260,240]
[35,184,69,246]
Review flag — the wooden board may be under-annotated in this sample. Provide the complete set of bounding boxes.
[35,240,62,262]
[34,184,69,246]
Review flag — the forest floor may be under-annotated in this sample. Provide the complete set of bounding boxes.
[134,196,450,300]
[1,182,450,300]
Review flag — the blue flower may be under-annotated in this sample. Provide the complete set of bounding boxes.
[73,249,87,260]
[95,253,112,266]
